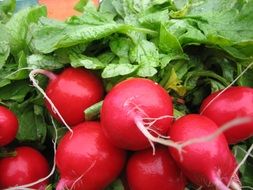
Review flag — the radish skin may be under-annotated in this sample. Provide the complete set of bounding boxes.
[126,146,186,190]
[30,67,104,127]
[200,86,253,144]
[169,114,241,190]
[56,122,126,190]
[101,78,177,151]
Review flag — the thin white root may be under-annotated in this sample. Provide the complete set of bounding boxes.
[236,146,253,158]
[179,117,253,148]
[228,143,253,188]
[200,61,253,114]
[70,161,97,190]
[29,69,73,133]
[5,116,58,190]
[230,181,242,190]
[241,186,253,190]
[134,116,183,152]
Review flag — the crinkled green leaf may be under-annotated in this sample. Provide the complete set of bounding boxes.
[130,39,159,68]
[0,0,16,23]
[70,2,115,25]
[139,9,168,29]
[30,21,130,54]
[137,65,157,77]
[27,54,66,70]
[0,41,10,69]
[70,52,105,69]
[102,63,138,78]
[158,24,186,68]
[5,6,46,55]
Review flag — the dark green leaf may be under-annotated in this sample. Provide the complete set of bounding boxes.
[0,80,31,102]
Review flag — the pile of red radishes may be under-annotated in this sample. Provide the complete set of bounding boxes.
[1,66,253,190]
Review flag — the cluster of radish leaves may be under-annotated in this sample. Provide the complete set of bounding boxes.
[0,0,253,189]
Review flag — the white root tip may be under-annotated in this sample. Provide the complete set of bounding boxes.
[212,177,230,190]
[230,181,241,190]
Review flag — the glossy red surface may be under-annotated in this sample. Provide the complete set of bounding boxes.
[127,146,186,190]
[169,114,238,189]
[0,106,19,146]
[45,67,104,126]
[56,122,126,190]
[0,146,49,189]
[200,86,253,144]
[101,78,173,150]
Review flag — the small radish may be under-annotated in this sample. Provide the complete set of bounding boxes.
[0,106,19,147]
[169,114,240,190]
[126,146,186,190]
[31,67,104,126]
[56,121,126,190]
[0,146,49,189]
[101,78,175,151]
[200,86,253,144]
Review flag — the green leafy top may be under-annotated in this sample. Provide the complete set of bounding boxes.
[0,0,253,188]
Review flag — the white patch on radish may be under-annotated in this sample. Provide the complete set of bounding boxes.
[29,69,73,133]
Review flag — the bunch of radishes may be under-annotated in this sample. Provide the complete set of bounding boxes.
[1,66,253,190]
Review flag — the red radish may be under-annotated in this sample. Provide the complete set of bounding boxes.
[169,114,240,190]
[126,146,186,190]
[0,106,19,146]
[200,86,253,144]
[56,121,126,190]
[0,146,49,189]
[32,67,104,126]
[101,78,175,151]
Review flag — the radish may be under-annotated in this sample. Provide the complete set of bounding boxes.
[200,86,253,144]
[169,114,241,190]
[126,146,186,190]
[31,67,104,126]
[0,106,19,147]
[56,121,126,190]
[0,146,49,189]
[100,78,176,151]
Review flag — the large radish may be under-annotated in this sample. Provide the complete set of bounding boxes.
[31,67,104,127]
[169,114,240,190]
[0,146,49,189]
[100,78,175,151]
[200,86,253,144]
[126,146,186,190]
[56,121,126,190]
[0,106,19,146]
